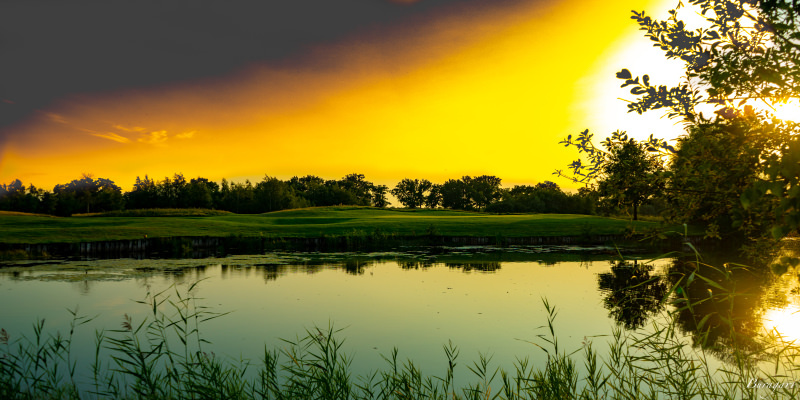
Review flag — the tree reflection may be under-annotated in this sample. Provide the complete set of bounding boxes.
[399,261,433,270]
[597,259,667,330]
[664,256,771,363]
[341,259,367,275]
[256,264,281,282]
[445,262,501,272]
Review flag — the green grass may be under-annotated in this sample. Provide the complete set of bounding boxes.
[0,206,671,244]
[75,208,234,217]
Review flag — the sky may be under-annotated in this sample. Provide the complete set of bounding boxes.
[0,0,686,191]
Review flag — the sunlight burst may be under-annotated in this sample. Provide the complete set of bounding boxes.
[772,99,800,123]
[763,304,800,343]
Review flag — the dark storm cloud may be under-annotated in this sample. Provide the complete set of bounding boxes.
[0,0,529,139]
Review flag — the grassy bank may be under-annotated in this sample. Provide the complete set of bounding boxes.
[0,206,667,245]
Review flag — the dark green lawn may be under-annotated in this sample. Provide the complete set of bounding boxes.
[0,206,669,244]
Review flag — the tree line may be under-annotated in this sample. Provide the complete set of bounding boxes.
[0,173,597,216]
[390,176,595,214]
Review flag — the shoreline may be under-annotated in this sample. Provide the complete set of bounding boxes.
[0,232,700,260]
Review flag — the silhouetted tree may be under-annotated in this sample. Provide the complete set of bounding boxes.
[371,184,390,208]
[440,177,473,210]
[186,177,218,209]
[254,175,304,212]
[0,179,27,211]
[468,175,502,210]
[391,179,432,208]
[52,174,122,215]
[597,134,664,220]
[125,176,156,209]
[425,184,442,208]
[337,173,373,206]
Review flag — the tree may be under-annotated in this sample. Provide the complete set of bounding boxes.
[467,175,502,210]
[619,0,800,238]
[52,174,122,215]
[254,175,302,212]
[391,179,432,209]
[558,0,800,240]
[598,259,668,330]
[425,184,442,208]
[597,134,664,220]
[535,181,559,191]
[667,116,773,237]
[440,177,473,210]
[0,179,27,211]
[126,175,158,209]
[371,184,390,208]
[186,177,218,209]
[337,173,373,206]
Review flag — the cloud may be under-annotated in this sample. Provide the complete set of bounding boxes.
[175,130,196,139]
[91,132,131,143]
[0,0,532,132]
[137,130,169,145]
[45,112,67,124]
[113,125,147,132]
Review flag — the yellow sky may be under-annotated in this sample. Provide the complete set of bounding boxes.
[0,0,683,191]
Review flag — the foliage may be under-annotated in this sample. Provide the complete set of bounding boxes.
[371,185,390,208]
[623,0,800,238]
[0,180,51,215]
[467,175,503,209]
[52,174,123,216]
[556,130,673,188]
[559,0,800,240]
[623,0,800,121]
[597,135,665,221]
[557,132,666,220]
[439,178,473,210]
[597,259,668,330]
[666,115,786,239]
[485,181,596,215]
[391,179,432,209]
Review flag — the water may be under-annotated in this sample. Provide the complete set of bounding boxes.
[0,246,797,390]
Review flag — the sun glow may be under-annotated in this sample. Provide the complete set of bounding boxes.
[763,304,800,343]
[0,0,676,191]
[772,99,800,123]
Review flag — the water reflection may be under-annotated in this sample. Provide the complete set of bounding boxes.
[445,262,502,272]
[3,247,800,369]
[399,260,434,270]
[664,256,773,363]
[763,304,800,343]
[597,259,667,330]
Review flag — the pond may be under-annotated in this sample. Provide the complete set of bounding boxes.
[0,245,798,394]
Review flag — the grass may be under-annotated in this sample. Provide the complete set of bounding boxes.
[0,206,673,244]
[1,250,799,399]
[74,209,234,218]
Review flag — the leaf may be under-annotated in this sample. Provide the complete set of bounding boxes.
[704,30,720,40]
[616,69,632,80]
[771,225,787,241]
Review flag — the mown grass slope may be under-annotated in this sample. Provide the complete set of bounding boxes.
[0,206,664,244]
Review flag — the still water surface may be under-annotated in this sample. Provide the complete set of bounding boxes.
[0,246,797,385]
